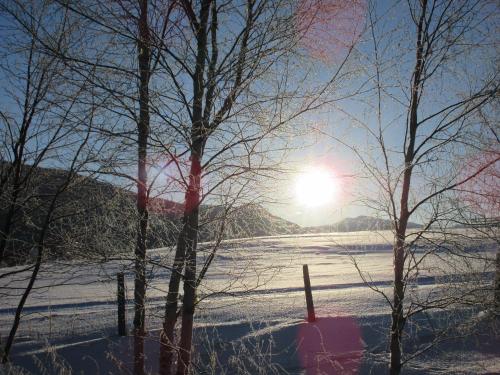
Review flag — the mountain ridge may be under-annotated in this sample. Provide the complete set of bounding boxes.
[304,215,420,233]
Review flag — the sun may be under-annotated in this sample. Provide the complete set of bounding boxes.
[294,167,339,207]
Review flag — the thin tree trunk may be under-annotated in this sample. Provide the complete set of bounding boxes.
[1,237,43,363]
[1,189,57,363]
[174,0,210,363]
[134,1,151,374]
[390,174,412,375]
[159,223,188,375]
[159,151,202,375]
[161,2,210,373]
[390,228,407,375]
[176,154,201,375]
[389,2,427,373]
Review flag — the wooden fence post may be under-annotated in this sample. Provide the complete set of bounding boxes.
[117,272,127,336]
[303,264,316,322]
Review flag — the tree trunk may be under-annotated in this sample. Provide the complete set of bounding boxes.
[1,192,55,363]
[176,154,201,375]
[134,1,151,374]
[159,149,202,375]
[117,272,127,336]
[389,2,427,373]
[159,223,188,375]
[161,1,210,373]
[390,232,406,375]
[1,239,43,363]
[390,173,412,375]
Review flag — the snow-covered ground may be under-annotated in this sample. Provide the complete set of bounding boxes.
[1,231,498,374]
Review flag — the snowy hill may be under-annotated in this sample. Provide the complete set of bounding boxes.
[0,164,300,265]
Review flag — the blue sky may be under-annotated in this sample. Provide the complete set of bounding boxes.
[1,0,497,227]
[268,0,498,226]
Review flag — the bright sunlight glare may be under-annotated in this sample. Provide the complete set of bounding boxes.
[294,167,339,207]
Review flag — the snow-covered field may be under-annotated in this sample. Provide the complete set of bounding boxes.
[1,231,498,374]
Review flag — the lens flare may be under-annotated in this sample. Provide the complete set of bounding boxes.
[297,316,363,374]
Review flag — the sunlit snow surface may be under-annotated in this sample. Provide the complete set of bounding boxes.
[1,230,498,374]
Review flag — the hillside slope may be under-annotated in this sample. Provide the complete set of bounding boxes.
[0,164,300,265]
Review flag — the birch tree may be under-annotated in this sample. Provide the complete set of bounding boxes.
[155,0,360,373]
[334,1,499,373]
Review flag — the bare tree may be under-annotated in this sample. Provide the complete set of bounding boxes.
[0,0,106,362]
[0,1,359,372]
[134,2,152,373]
[0,1,67,266]
[33,2,183,373]
[154,0,362,373]
[0,128,100,364]
[330,1,499,373]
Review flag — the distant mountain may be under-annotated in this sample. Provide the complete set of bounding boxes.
[208,204,301,238]
[0,164,300,265]
[305,215,420,233]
